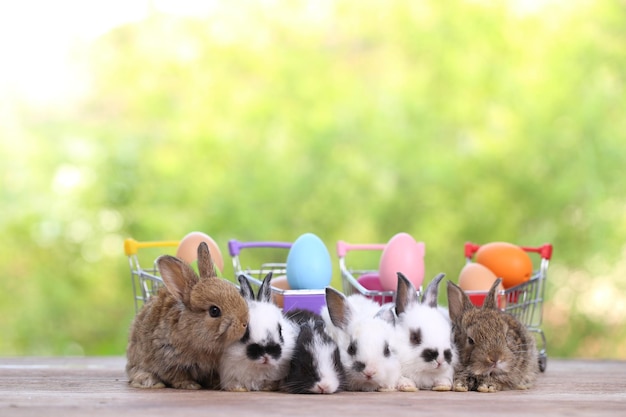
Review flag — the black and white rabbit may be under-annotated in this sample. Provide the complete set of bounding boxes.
[281,308,346,394]
[321,288,416,392]
[391,272,458,391]
[218,273,297,391]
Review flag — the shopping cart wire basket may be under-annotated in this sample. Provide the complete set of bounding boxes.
[124,238,180,313]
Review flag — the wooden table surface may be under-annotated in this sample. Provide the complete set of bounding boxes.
[0,357,624,417]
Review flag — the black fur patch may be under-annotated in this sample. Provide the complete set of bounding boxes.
[410,328,422,346]
[282,335,318,393]
[421,348,438,362]
[246,343,282,360]
[352,361,366,373]
[347,340,357,356]
[240,327,250,344]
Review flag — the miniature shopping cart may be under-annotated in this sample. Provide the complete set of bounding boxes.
[124,238,180,313]
[338,240,401,305]
[464,242,553,372]
[228,239,327,313]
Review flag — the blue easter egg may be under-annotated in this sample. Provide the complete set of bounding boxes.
[286,233,332,290]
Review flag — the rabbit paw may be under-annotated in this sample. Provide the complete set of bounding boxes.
[453,381,469,392]
[477,383,498,393]
[397,377,418,392]
[377,385,398,392]
[225,385,249,392]
[260,381,280,392]
[129,372,166,389]
[172,380,202,390]
[432,377,453,391]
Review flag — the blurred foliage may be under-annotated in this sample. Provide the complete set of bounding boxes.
[1,0,625,358]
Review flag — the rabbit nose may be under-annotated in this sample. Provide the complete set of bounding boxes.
[488,355,502,368]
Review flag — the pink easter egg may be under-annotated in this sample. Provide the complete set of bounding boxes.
[378,233,425,291]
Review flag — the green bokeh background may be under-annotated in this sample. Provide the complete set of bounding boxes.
[1,0,625,358]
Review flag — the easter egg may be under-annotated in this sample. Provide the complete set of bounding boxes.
[459,263,505,308]
[286,233,332,290]
[378,233,425,291]
[176,231,224,273]
[475,242,532,288]
[357,273,387,305]
[270,275,290,308]
[458,262,499,291]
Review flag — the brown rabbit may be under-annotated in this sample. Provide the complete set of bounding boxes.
[126,242,249,389]
[447,278,539,392]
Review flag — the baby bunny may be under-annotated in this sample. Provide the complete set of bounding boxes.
[321,288,416,392]
[447,278,539,392]
[281,308,346,394]
[126,242,249,389]
[392,272,458,391]
[219,273,298,392]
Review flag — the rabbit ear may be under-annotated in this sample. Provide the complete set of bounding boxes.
[238,275,255,300]
[483,278,503,310]
[446,280,474,323]
[395,272,419,316]
[158,255,198,305]
[325,287,351,330]
[197,242,216,279]
[375,304,397,326]
[257,272,274,302]
[422,273,445,308]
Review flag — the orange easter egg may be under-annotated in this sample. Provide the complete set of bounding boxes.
[475,242,533,289]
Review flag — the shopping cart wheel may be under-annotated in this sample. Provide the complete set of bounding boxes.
[538,354,547,372]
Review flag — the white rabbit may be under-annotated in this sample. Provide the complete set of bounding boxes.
[219,273,297,391]
[391,273,458,391]
[321,288,416,392]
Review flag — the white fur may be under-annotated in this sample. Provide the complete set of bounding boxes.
[390,273,459,391]
[321,293,415,392]
[394,303,458,390]
[219,299,297,391]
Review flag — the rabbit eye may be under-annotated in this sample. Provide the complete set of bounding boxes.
[208,305,221,318]
[383,342,391,357]
[467,336,475,346]
[347,341,357,356]
[410,329,422,346]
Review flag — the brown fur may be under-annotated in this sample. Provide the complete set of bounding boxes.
[126,242,249,389]
[447,279,539,393]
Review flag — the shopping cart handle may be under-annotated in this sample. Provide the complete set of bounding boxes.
[464,242,553,261]
[124,238,180,256]
[521,243,553,260]
[228,239,293,256]
[464,242,482,259]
